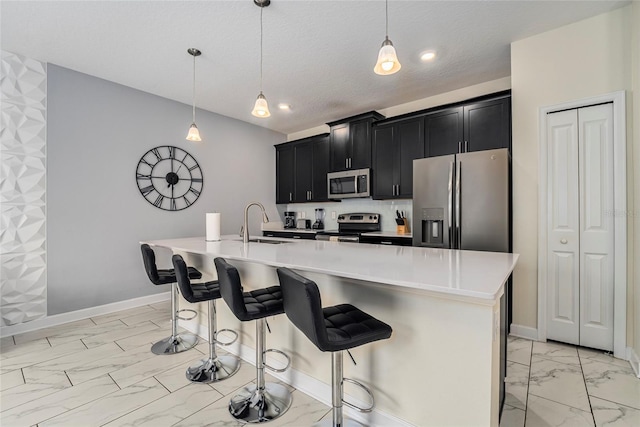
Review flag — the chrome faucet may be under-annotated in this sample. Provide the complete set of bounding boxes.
[243,202,270,243]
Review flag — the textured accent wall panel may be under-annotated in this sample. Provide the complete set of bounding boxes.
[1,51,47,326]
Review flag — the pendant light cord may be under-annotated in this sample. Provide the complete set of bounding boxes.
[260,6,264,92]
[192,52,196,123]
[385,0,388,38]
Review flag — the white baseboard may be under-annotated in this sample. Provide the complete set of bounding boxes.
[628,347,640,378]
[510,323,539,341]
[0,292,171,338]
[181,318,414,427]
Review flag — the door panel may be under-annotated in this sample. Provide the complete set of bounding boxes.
[464,98,510,152]
[330,124,349,171]
[578,103,614,351]
[425,107,463,157]
[372,125,396,199]
[458,149,509,252]
[398,117,425,197]
[546,110,580,344]
[294,142,313,202]
[350,119,371,169]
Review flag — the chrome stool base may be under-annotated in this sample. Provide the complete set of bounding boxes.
[151,334,198,355]
[186,355,240,383]
[229,382,293,423]
[314,418,365,427]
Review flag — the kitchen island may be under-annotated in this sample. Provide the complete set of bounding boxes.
[144,236,518,426]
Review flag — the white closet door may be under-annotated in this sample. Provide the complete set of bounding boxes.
[546,110,580,345]
[578,103,614,351]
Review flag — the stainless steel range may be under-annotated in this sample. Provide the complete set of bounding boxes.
[315,213,380,243]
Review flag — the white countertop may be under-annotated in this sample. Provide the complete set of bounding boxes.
[144,235,518,303]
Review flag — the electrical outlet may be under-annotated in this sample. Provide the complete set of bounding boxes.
[331,211,336,219]
[301,211,306,219]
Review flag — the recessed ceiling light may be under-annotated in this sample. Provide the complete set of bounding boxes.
[420,51,436,61]
[278,103,291,111]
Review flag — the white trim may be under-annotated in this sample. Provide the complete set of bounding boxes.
[538,91,627,359]
[181,318,414,427]
[0,292,171,338]
[509,324,539,341]
[628,347,640,378]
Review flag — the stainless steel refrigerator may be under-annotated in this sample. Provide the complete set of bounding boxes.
[412,148,509,252]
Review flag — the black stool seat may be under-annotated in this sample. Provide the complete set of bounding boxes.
[173,254,221,303]
[243,287,284,319]
[141,244,202,286]
[322,304,392,352]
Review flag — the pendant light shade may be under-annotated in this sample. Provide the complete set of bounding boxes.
[252,92,271,117]
[252,1,270,118]
[186,48,202,141]
[374,37,401,75]
[186,123,201,141]
[374,0,401,75]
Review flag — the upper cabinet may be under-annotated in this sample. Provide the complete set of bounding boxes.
[372,116,424,199]
[425,96,511,157]
[275,133,330,204]
[328,112,385,172]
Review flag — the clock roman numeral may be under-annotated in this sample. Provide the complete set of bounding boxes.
[188,164,199,171]
[168,146,175,159]
[140,157,156,168]
[140,185,154,196]
[170,199,177,211]
[151,148,162,161]
[188,187,201,197]
[183,195,193,207]
[191,178,203,183]
[136,173,151,180]
[153,194,164,208]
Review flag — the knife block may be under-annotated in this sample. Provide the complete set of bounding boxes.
[396,219,409,235]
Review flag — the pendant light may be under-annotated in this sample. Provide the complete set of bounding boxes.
[374,0,401,75]
[186,48,202,141]
[251,0,271,118]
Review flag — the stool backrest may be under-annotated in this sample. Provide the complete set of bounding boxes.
[214,258,249,321]
[276,268,328,351]
[140,244,161,284]
[172,255,196,303]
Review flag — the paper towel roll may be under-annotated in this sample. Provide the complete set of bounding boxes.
[206,213,221,241]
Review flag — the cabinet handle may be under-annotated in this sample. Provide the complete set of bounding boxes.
[380,241,393,245]
[396,184,400,196]
[465,141,468,152]
[345,158,348,169]
[348,158,352,168]
[392,185,395,196]
[293,235,301,239]
[458,141,462,153]
[289,192,292,202]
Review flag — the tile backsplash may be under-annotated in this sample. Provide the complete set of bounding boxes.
[279,199,412,232]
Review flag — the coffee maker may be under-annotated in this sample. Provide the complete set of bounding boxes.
[312,208,325,230]
[284,211,296,229]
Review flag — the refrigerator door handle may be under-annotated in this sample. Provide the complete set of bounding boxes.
[448,161,454,248]
[456,160,462,248]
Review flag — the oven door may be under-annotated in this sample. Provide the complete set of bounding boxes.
[327,169,370,199]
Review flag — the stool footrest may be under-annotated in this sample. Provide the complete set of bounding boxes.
[214,329,238,346]
[263,348,291,373]
[176,308,197,321]
[342,378,375,413]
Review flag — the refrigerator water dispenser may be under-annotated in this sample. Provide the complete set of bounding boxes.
[421,208,444,245]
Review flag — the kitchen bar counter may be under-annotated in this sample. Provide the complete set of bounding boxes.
[145,235,517,303]
[143,235,518,426]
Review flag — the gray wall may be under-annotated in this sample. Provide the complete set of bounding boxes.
[47,65,283,315]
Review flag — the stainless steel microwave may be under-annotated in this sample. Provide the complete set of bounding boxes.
[327,168,370,199]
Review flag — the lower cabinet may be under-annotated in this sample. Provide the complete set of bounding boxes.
[262,231,317,240]
[359,235,412,246]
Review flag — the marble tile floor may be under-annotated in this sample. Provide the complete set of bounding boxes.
[0,301,331,427]
[502,337,640,427]
[2,304,638,426]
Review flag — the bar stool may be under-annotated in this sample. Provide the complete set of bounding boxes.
[172,254,240,383]
[276,267,392,427]
[140,244,201,355]
[214,257,292,423]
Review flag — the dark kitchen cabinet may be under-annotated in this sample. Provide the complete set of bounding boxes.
[372,116,424,199]
[328,111,384,172]
[275,133,330,204]
[276,144,295,204]
[464,97,511,152]
[425,96,510,157]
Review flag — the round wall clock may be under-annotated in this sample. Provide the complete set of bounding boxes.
[135,145,203,211]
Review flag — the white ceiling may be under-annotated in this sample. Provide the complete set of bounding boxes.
[1,0,628,135]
